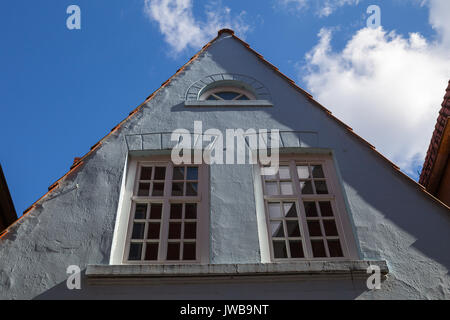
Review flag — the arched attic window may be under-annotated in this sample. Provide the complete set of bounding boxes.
[198,80,256,101]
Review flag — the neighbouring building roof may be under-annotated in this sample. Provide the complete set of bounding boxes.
[0,164,17,233]
[419,80,450,201]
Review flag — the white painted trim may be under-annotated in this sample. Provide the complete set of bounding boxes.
[119,156,210,265]
[185,100,273,108]
[252,164,271,263]
[87,260,389,284]
[254,154,359,262]
[110,154,137,265]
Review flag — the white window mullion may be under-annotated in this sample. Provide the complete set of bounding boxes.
[159,162,173,261]
[289,160,313,259]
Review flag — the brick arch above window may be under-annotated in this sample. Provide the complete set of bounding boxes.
[185,73,272,102]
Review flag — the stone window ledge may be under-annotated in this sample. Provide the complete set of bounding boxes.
[86,260,388,284]
[184,100,273,107]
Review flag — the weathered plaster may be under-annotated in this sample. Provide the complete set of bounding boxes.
[0,32,449,300]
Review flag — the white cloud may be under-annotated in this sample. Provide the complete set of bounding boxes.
[302,1,450,177]
[279,0,360,17]
[428,0,450,46]
[144,0,249,53]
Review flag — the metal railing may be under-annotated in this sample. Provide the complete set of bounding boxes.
[124,130,320,152]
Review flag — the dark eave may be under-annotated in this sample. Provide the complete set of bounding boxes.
[0,164,17,233]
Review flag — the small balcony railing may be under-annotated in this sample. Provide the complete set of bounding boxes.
[125,130,320,152]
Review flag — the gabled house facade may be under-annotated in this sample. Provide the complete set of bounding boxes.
[0,29,449,300]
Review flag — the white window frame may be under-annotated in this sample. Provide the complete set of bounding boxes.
[256,154,359,262]
[120,156,210,265]
[199,86,256,101]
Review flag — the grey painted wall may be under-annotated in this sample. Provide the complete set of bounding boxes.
[0,32,449,300]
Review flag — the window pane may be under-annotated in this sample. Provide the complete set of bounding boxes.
[286,221,301,237]
[184,222,197,239]
[315,181,328,194]
[206,95,218,100]
[154,167,166,180]
[173,166,184,180]
[312,165,325,178]
[297,166,310,179]
[289,240,304,258]
[140,167,152,180]
[138,183,150,196]
[186,183,198,196]
[134,204,147,219]
[303,201,318,217]
[270,221,284,238]
[311,240,327,257]
[266,182,278,195]
[215,91,240,100]
[172,183,184,196]
[283,203,297,218]
[280,182,293,195]
[237,95,249,100]
[300,181,313,194]
[273,240,288,259]
[185,203,197,219]
[128,243,142,261]
[149,204,162,219]
[327,240,344,257]
[167,242,180,260]
[147,223,160,239]
[183,243,196,260]
[186,167,198,180]
[319,202,334,217]
[170,203,182,219]
[152,183,164,196]
[144,243,158,260]
[168,222,182,239]
[131,223,145,239]
[268,203,282,218]
[307,221,322,237]
[279,166,291,179]
[323,220,338,236]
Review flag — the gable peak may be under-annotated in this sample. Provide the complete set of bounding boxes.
[218,28,235,36]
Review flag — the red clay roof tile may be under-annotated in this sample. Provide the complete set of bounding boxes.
[419,80,450,188]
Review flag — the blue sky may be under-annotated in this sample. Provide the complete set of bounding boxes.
[1,0,449,215]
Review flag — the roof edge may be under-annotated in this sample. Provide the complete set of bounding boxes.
[5,29,448,239]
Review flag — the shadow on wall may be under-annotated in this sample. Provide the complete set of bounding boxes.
[35,271,374,300]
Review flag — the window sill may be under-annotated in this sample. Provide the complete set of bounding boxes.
[86,260,388,284]
[184,100,273,107]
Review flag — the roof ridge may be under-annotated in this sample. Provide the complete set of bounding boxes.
[3,29,447,239]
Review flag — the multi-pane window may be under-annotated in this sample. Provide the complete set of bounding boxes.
[262,160,347,260]
[126,162,207,263]
[199,86,256,101]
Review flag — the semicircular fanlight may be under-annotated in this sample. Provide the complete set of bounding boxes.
[200,86,256,101]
